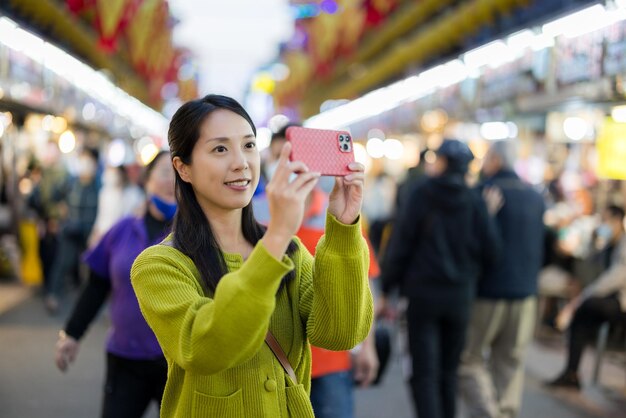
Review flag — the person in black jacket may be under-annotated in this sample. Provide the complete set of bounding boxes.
[459,140,546,418]
[380,139,500,418]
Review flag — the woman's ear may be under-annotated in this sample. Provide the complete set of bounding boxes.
[172,156,191,183]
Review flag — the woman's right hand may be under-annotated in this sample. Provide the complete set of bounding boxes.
[55,331,80,372]
[262,142,320,259]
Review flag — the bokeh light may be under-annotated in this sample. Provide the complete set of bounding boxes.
[107,138,127,167]
[366,137,385,159]
[58,130,76,154]
[383,139,404,160]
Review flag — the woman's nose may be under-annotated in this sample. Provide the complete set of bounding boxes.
[232,149,249,171]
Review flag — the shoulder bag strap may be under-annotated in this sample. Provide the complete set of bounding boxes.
[162,240,297,384]
[265,331,298,385]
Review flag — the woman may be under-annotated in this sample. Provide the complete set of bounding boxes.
[130,94,373,417]
[55,151,176,417]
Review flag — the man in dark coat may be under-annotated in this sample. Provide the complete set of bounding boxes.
[381,139,500,418]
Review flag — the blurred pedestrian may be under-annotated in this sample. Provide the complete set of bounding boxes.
[130,95,373,417]
[459,140,545,418]
[55,151,175,418]
[547,205,626,390]
[88,164,145,247]
[45,147,100,314]
[381,139,499,418]
[27,141,69,290]
[362,171,396,259]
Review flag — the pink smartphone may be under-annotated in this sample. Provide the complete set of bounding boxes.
[285,126,355,176]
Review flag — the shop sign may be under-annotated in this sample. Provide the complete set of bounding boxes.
[7,49,45,108]
[7,49,41,89]
[555,31,603,86]
[478,52,539,106]
[596,117,626,180]
[434,84,463,116]
[603,20,626,76]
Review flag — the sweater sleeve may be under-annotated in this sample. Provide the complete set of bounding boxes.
[64,270,111,340]
[298,214,373,351]
[131,242,294,376]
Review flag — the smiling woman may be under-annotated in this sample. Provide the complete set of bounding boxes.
[130,94,373,417]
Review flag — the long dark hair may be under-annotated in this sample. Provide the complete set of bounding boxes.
[168,94,297,294]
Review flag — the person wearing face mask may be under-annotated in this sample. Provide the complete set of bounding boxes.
[55,151,175,417]
[547,205,626,390]
[45,148,101,314]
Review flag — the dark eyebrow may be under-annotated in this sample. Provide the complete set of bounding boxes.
[205,134,255,144]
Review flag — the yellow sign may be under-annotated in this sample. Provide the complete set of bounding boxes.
[596,117,626,180]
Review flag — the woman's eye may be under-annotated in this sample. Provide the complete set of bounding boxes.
[214,145,227,153]
[245,142,256,149]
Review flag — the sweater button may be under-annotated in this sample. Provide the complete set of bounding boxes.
[264,379,277,392]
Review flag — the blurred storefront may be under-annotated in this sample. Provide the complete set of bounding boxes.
[0,0,199,282]
[248,1,626,215]
[253,0,595,118]
[0,1,202,172]
[0,0,200,146]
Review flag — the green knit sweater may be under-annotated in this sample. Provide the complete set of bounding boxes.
[131,214,373,417]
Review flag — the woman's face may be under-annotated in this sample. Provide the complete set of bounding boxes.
[145,155,176,203]
[176,109,259,214]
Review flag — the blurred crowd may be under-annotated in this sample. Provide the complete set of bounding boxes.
[0,114,624,418]
[11,141,146,313]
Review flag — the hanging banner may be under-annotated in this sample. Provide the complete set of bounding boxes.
[66,0,95,14]
[366,0,397,27]
[604,19,626,76]
[126,0,161,70]
[96,0,140,52]
[338,0,367,55]
[555,31,603,87]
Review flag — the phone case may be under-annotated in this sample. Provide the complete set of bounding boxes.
[285,127,355,176]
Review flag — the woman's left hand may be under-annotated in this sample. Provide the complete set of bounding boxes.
[328,162,365,224]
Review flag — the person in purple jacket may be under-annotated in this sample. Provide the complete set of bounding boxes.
[54,151,176,418]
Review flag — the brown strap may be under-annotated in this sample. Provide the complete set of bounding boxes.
[265,331,298,385]
[161,241,297,383]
